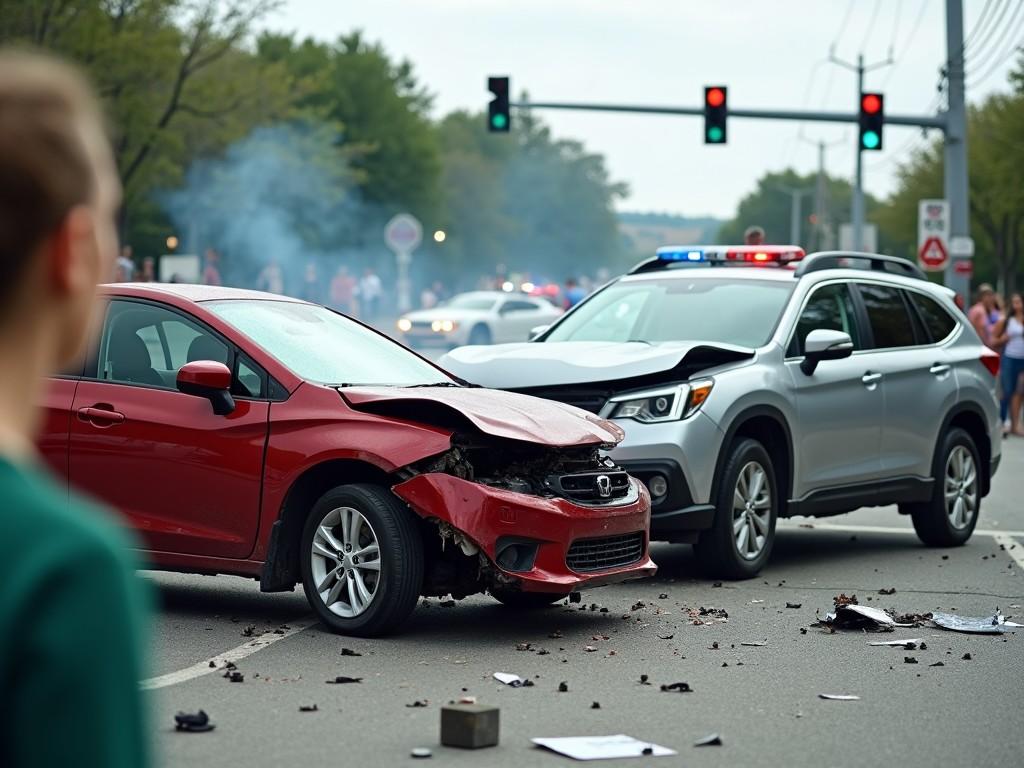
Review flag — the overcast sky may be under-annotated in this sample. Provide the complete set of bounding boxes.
[267,1,1023,219]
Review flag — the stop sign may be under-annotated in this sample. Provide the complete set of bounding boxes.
[384,213,422,253]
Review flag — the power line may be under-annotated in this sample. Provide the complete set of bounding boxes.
[966,1,1024,86]
[861,0,884,53]
[965,0,1014,67]
[880,0,930,88]
[962,0,996,53]
[888,0,904,58]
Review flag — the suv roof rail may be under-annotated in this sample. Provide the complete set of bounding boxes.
[794,251,927,281]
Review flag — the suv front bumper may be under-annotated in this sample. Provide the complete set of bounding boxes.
[392,473,656,594]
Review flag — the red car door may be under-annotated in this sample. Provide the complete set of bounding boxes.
[37,376,79,488]
[68,298,269,559]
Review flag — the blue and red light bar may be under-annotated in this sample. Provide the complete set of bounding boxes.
[656,245,805,264]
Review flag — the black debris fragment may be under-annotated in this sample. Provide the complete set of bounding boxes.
[657,634,674,640]
[558,682,569,692]
[515,642,532,652]
[920,642,928,650]
[439,599,456,608]
[799,628,808,635]
[710,642,719,650]
[962,653,972,660]
[659,593,669,599]
[786,602,802,609]
[341,648,362,657]
[878,587,896,595]
[642,746,654,756]
[904,657,918,664]
[569,592,582,603]
[712,582,722,588]
[694,733,723,747]
[591,702,601,709]
[699,606,729,619]
[406,700,429,708]
[174,710,214,733]
[660,682,692,693]
[299,704,318,712]
[241,625,256,637]
[537,649,551,656]
[930,662,945,667]
[549,630,563,639]
[208,661,216,668]
[631,601,646,611]
[721,662,728,668]
[326,676,363,684]
[225,662,237,670]
[639,674,650,685]
[225,671,244,683]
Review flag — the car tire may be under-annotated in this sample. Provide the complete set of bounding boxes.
[468,324,492,345]
[491,590,564,610]
[694,438,778,579]
[300,484,423,637]
[906,427,981,547]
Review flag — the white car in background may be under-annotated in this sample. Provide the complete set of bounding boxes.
[397,290,562,348]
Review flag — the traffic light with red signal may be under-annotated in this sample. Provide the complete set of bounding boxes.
[704,86,727,144]
[488,76,511,132]
[858,92,884,151]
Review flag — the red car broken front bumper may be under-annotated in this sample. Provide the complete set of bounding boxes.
[392,473,657,594]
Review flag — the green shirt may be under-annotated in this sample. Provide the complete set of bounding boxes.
[0,456,149,768]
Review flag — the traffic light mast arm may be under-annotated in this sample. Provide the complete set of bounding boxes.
[508,100,945,130]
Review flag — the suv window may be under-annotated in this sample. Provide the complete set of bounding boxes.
[790,283,862,356]
[909,291,957,343]
[501,299,539,313]
[857,283,916,349]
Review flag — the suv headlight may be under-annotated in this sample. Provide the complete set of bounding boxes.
[604,380,714,423]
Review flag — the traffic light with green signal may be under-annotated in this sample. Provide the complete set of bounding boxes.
[704,86,727,144]
[859,92,884,151]
[488,76,510,132]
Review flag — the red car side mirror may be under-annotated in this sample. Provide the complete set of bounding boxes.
[176,360,235,416]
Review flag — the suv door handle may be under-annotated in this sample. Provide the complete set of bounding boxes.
[861,372,883,386]
[929,363,951,376]
[77,405,125,426]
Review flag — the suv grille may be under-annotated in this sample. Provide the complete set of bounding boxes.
[510,386,613,414]
[566,532,645,572]
[547,471,631,504]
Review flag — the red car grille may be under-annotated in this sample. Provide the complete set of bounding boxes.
[566,532,645,572]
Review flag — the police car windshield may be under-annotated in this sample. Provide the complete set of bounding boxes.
[543,276,794,348]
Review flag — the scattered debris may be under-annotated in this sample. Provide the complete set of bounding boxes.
[558,681,569,692]
[750,599,764,604]
[493,672,534,688]
[226,671,244,683]
[962,653,972,660]
[241,625,257,637]
[904,656,918,664]
[639,674,650,685]
[631,601,646,611]
[410,747,433,759]
[659,682,692,693]
[709,642,719,650]
[340,648,362,657]
[326,676,363,684]
[299,704,318,712]
[693,733,722,747]
[591,701,601,709]
[531,735,676,760]
[549,630,564,639]
[441,704,500,749]
[584,645,597,653]
[929,662,945,667]
[569,592,582,604]
[174,710,214,733]
[786,602,802,609]
[406,700,429,708]
[821,602,913,631]
[657,634,674,640]
[868,639,923,647]
[658,593,669,599]
[457,696,478,704]
[515,642,533,652]
[931,611,1022,634]
[878,587,897,595]
[741,641,767,647]
[818,693,860,701]
[537,648,550,656]
[712,582,722,588]
[799,628,807,635]
[208,661,216,668]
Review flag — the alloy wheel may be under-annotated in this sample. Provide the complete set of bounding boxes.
[732,461,772,560]
[310,506,382,618]
[944,445,978,531]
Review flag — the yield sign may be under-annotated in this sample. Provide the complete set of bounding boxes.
[918,236,948,272]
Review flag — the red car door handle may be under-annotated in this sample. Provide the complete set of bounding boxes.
[77,406,125,426]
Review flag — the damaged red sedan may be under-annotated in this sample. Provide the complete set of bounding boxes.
[41,284,655,635]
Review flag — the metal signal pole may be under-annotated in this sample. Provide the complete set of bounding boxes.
[944,0,971,299]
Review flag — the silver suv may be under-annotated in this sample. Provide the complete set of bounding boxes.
[440,247,1003,578]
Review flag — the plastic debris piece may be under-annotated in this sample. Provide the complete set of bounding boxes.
[659,682,692,693]
[658,634,674,640]
[931,611,1021,634]
[818,693,860,701]
[904,656,918,664]
[174,710,215,733]
[929,662,945,667]
[878,587,896,595]
[631,601,645,611]
[591,701,601,709]
[584,646,597,653]
[326,676,363,684]
[786,602,802,609]
[226,671,244,683]
[868,638,923,647]
[406,700,429,708]
[411,747,433,759]
[740,641,767,647]
[962,653,972,660]
[694,733,722,747]
[299,704,318,712]
[558,681,569,692]
[532,735,676,760]
[340,648,362,657]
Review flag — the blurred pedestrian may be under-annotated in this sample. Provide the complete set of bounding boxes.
[0,49,149,768]
[299,261,323,304]
[564,277,586,309]
[256,258,284,295]
[993,293,1024,437]
[330,265,358,315]
[744,225,766,245]
[420,283,438,309]
[201,247,222,286]
[115,244,134,282]
[139,254,156,282]
[967,283,1001,348]
[360,267,382,320]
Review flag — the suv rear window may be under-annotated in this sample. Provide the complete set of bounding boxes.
[857,283,916,349]
[909,291,957,343]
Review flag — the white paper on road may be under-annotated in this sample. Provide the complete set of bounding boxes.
[531,735,676,760]
[868,638,924,646]
[493,672,523,685]
[818,693,861,701]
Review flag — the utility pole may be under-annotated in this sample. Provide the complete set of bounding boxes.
[775,185,813,246]
[800,134,845,251]
[944,0,970,299]
[827,51,892,252]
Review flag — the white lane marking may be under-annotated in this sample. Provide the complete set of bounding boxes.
[141,619,316,690]
[994,534,1024,571]
[779,521,1024,539]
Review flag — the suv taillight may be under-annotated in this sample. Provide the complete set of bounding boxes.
[980,349,1000,377]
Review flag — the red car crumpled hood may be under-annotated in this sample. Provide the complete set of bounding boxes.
[339,386,623,447]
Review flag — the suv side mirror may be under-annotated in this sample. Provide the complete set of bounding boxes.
[529,324,550,340]
[800,329,854,375]
[177,360,235,415]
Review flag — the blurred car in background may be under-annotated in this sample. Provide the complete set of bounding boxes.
[397,290,562,347]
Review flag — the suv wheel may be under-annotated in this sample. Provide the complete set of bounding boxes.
[906,427,981,546]
[468,324,492,345]
[300,484,423,636]
[695,438,778,579]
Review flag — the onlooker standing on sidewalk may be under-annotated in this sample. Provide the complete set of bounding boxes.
[0,49,150,768]
[116,244,135,281]
[256,258,285,295]
[139,254,156,282]
[994,292,1024,437]
[744,225,766,245]
[202,247,222,286]
[298,261,324,304]
[967,283,1001,347]
[330,265,358,315]
[360,267,382,320]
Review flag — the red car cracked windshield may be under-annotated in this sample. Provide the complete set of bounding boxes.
[40,284,655,635]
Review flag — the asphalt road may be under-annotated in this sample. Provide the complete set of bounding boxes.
[144,438,1024,768]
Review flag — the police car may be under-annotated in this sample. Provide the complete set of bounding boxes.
[440,246,1002,578]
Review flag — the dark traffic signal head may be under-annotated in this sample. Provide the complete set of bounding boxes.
[488,76,510,132]
[858,92,884,151]
[704,86,727,144]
